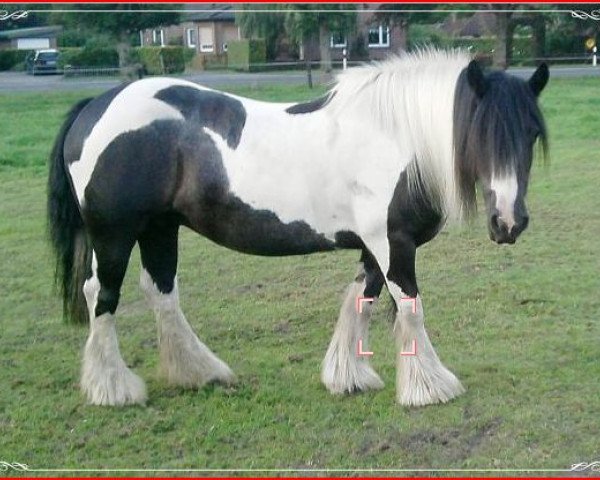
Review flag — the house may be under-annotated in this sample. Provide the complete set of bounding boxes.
[140,4,240,56]
[328,6,407,62]
[0,26,62,50]
[139,4,403,67]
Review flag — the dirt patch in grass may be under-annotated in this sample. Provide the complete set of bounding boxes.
[356,417,503,465]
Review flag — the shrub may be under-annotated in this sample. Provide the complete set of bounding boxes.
[133,47,185,75]
[228,39,266,71]
[183,48,196,64]
[0,49,30,71]
[59,47,119,68]
[57,29,87,48]
[546,30,584,57]
[160,47,185,73]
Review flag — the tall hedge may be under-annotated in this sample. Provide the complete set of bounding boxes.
[59,47,119,68]
[0,49,31,71]
[132,47,185,74]
[227,39,266,71]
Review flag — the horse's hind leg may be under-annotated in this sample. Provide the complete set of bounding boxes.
[138,219,235,388]
[322,249,385,394]
[81,234,147,406]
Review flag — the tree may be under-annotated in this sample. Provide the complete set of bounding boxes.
[488,4,514,69]
[545,5,599,59]
[238,5,356,87]
[236,6,284,62]
[284,5,356,85]
[51,4,180,74]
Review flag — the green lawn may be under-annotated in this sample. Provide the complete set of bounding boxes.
[0,76,599,475]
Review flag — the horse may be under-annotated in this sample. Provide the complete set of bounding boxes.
[47,50,549,407]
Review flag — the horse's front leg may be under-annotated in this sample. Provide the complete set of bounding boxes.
[386,238,465,406]
[321,249,386,394]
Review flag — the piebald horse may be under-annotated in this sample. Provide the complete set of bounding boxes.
[48,50,548,406]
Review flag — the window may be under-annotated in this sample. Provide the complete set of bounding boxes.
[199,26,214,53]
[368,25,390,48]
[330,31,347,48]
[186,28,197,48]
[152,29,164,47]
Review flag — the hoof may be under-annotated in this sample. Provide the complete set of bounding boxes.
[322,353,385,394]
[81,363,147,406]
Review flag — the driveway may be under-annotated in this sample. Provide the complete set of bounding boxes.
[0,65,598,94]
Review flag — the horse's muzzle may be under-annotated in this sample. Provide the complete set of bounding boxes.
[489,210,529,244]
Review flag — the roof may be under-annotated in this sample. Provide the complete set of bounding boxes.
[183,4,235,23]
[0,25,63,40]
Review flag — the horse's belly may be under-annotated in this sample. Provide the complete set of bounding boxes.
[181,194,336,256]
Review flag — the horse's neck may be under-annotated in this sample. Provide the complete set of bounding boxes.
[361,61,465,217]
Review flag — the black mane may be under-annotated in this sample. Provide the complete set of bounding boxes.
[285,92,335,115]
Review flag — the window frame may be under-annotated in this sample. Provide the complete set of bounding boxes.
[367,25,390,48]
[186,28,197,48]
[330,31,347,49]
[152,29,165,47]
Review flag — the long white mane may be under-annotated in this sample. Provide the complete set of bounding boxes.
[328,49,472,220]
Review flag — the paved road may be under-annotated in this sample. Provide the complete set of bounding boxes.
[0,70,314,94]
[509,65,600,80]
[0,65,598,94]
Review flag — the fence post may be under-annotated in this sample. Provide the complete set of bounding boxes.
[342,48,347,71]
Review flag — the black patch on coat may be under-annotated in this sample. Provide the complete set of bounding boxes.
[84,120,186,224]
[334,230,364,249]
[285,92,335,115]
[154,85,247,148]
[85,118,336,257]
[385,161,444,299]
[360,248,385,299]
[63,82,131,166]
[138,215,179,295]
[387,162,444,248]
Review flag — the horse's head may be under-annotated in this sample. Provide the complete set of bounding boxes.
[455,60,549,244]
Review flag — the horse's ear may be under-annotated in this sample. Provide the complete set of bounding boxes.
[466,60,488,98]
[529,63,549,97]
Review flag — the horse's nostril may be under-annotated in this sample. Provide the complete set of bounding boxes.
[490,212,500,231]
[511,215,529,237]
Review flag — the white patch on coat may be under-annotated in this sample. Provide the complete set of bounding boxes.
[329,49,471,220]
[321,274,384,394]
[491,171,519,231]
[69,78,192,205]
[82,251,99,320]
[207,51,470,245]
[139,269,235,387]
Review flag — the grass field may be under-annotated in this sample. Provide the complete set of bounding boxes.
[1,76,599,475]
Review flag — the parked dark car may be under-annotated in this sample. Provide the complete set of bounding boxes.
[26,49,61,75]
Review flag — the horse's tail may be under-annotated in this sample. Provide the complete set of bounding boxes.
[47,97,94,324]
